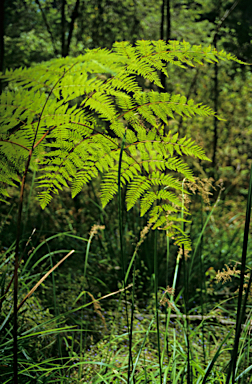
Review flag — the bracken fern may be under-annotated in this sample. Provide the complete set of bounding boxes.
[0,40,245,248]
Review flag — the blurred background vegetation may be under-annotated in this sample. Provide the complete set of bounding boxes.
[1,0,252,382]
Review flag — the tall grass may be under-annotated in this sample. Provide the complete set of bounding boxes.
[1,167,252,383]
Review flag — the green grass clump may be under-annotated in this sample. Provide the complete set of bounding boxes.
[1,170,252,383]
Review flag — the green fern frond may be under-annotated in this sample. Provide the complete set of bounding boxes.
[85,92,117,121]
[0,39,245,248]
[0,158,21,203]
[100,171,119,207]
[126,176,151,210]
[140,189,182,217]
[172,234,192,251]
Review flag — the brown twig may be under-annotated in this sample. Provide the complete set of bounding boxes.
[17,250,75,311]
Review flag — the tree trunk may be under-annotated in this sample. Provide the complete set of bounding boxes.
[212,35,218,168]
[35,0,58,56]
[212,0,241,169]
[66,0,80,56]
[0,0,5,92]
[61,0,66,57]
[160,0,171,90]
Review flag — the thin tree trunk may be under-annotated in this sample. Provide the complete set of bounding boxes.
[160,0,165,41]
[212,0,241,169]
[66,0,80,56]
[0,0,5,93]
[35,0,58,56]
[131,0,140,45]
[212,35,218,168]
[160,0,171,90]
[166,0,171,42]
[61,0,66,57]
[92,0,104,48]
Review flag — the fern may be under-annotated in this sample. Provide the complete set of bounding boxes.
[0,40,245,249]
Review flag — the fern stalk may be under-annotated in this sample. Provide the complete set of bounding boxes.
[117,128,134,382]
[153,229,162,384]
[181,179,191,384]
[13,152,30,383]
[199,199,206,366]
[160,232,170,367]
[128,260,136,384]
[78,226,97,380]
[22,169,36,238]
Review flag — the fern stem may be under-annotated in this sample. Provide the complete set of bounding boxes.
[199,197,206,366]
[13,169,27,384]
[22,169,36,238]
[181,179,191,384]
[118,129,128,302]
[78,228,95,380]
[117,128,134,382]
[128,259,136,383]
[154,229,162,384]
[161,233,170,366]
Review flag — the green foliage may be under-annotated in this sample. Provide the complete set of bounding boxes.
[4,0,163,69]
[0,40,244,247]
